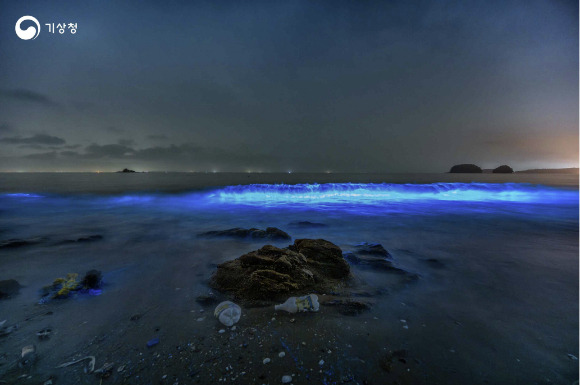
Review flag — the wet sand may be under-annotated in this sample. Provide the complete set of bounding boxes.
[0,177,578,384]
[0,219,577,385]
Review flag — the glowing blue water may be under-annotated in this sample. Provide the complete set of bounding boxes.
[205,183,578,206]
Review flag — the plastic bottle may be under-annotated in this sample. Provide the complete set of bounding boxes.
[274,294,320,313]
[214,301,241,327]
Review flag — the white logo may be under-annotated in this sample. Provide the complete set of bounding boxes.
[15,16,41,40]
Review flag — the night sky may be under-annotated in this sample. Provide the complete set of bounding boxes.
[0,1,577,172]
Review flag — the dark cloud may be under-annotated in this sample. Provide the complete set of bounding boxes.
[0,123,15,133]
[0,89,59,107]
[60,150,80,157]
[84,144,135,158]
[104,127,125,134]
[24,151,58,160]
[0,134,66,146]
[0,1,576,171]
[147,134,169,140]
[118,139,135,146]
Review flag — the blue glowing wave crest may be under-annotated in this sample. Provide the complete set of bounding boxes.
[207,183,578,206]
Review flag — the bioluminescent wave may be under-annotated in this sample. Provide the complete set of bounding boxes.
[207,183,578,206]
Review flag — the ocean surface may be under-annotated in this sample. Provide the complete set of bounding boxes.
[0,173,578,384]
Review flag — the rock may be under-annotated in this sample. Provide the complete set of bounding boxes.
[353,243,391,257]
[492,165,514,173]
[423,258,445,269]
[288,221,328,228]
[210,239,351,301]
[343,253,398,272]
[449,164,482,173]
[281,375,293,383]
[322,299,372,316]
[290,239,350,279]
[58,235,103,245]
[0,237,46,249]
[117,168,136,173]
[200,227,291,241]
[0,279,21,299]
[81,270,102,289]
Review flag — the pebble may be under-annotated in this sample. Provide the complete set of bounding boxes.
[278,352,286,358]
[196,317,205,322]
[301,342,306,346]
[231,326,237,331]
[319,359,324,366]
[400,319,407,323]
[281,375,292,383]
[402,325,409,329]
[218,329,226,334]
[272,317,276,321]
[289,319,295,323]
[263,358,271,364]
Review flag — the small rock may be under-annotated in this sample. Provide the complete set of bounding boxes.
[281,375,293,383]
[319,359,324,366]
[0,279,21,299]
[263,358,271,364]
[278,352,286,358]
[81,270,102,289]
[218,329,226,334]
[289,318,295,323]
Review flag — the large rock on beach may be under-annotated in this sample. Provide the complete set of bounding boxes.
[200,227,291,241]
[210,239,351,301]
[449,164,482,173]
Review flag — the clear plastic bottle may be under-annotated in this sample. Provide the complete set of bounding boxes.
[275,294,320,313]
[214,301,241,327]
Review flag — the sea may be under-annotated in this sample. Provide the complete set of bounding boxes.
[0,172,578,384]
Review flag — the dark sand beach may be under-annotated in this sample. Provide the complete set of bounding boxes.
[0,173,578,384]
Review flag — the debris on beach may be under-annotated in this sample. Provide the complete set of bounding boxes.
[20,345,36,367]
[0,321,17,337]
[37,328,52,340]
[214,301,242,326]
[147,338,160,347]
[275,294,320,313]
[56,355,96,373]
[40,270,103,301]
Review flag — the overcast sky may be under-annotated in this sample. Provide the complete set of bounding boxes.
[0,0,577,172]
